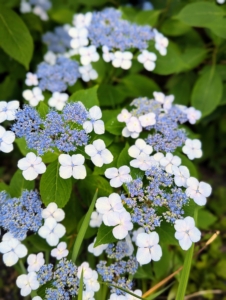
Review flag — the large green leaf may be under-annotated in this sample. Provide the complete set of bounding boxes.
[177,2,225,27]
[135,10,161,26]
[191,67,223,117]
[155,222,178,245]
[120,74,160,97]
[177,2,226,39]
[94,223,117,247]
[117,143,130,168]
[0,4,33,68]
[69,85,99,108]
[77,175,113,201]
[10,170,35,197]
[40,160,72,208]
[105,118,124,136]
[98,84,126,107]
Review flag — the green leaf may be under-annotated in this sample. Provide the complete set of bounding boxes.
[120,74,160,98]
[197,209,217,229]
[15,138,29,156]
[177,2,226,39]
[40,160,72,208]
[191,67,223,117]
[155,222,178,245]
[161,18,191,36]
[69,85,99,108]
[94,223,117,247]
[78,270,83,300]
[0,4,33,68]
[41,152,59,164]
[49,8,74,24]
[0,181,10,193]
[9,170,34,197]
[37,102,49,118]
[177,2,225,27]
[105,118,124,135]
[77,175,113,201]
[135,10,161,26]
[98,84,126,107]
[152,42,185,75]
[71,189,98,263]
[117,143,130,168]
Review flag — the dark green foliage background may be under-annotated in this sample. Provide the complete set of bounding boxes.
[0,0,226,299]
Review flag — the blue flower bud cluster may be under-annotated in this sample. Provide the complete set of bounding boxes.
[37,57,80,93]
[130,97,188,152]
[88,8,154,51]
[122,166,189,232]
[12,103,89,155]
[37,259,79,299]
[97,257,137,295]
[42,26,71,54]
[0,190,42,241]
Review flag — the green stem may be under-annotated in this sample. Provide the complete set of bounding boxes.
[19,260,27,274]
[175,210,198,300]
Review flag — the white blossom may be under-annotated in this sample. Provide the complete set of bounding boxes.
[122,127,140,139]
[25,72,39,86]
[216,0,225,3]
[160,153,181,174]
[126,289,142,300]
[83,106,104,134]
[32,297,42,300]
[112,51,133,70]
[186,107,202,124]
[0,100,19,122]
[85,139,113,167]
[41,202,65,222]
[69,27,89,49]
[186,177,212,206]
[16,272,39,297]
[33,6,48,21]
[90,211,103,228]
[132,227,145,242]
[117,109,132,123]
[137,50,157,71]
[59,154,86,179]
[84,270,100,292]
[27,252,45,272]
[77,262,93,279]
[38,218,66,246]
[153,91,174,111]
[83,290,95,300]
[106,211,133,240]
[79,46,100,65]
[18,152,46,181]
[105,166,132,188]
[51,242,69,260]
[182,139,202,160]
[126,117,142,133]
[136,232,162,265]
[22,87,44,107]
[138,112,156,127]
[79,64,98,82]
[88,238,108,256]
[0,234,27,266]
[130,153,155,171]
[0,126,15,153]
[20,0,31,13]
[96,193,125,225]
[44,51,57,65]
[172,165,190,187]
[128,139,153,158]
[72,12,92,28]
[174,216,201,250]
[102,46,115,62]
[153,29,169,56]
[48,92,68,110]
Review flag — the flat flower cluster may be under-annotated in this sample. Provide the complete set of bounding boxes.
[20,6,168,98]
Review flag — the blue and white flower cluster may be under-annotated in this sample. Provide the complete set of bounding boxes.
[20,0,52,20]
